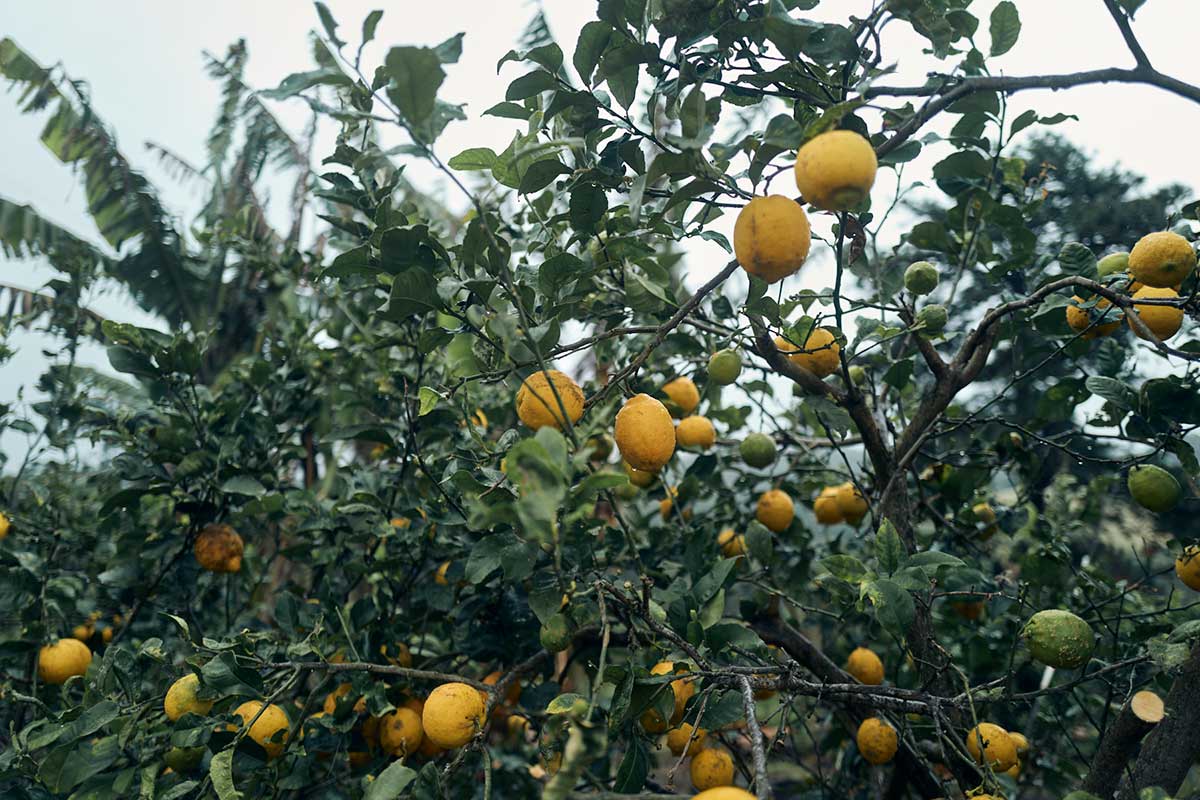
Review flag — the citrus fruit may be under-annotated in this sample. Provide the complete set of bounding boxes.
[1175,545,1200,590]
[1021,609,1095,669]
[1127,464,1181,512]
[856,717,898,764]
[775,328,841,378]
[1065,295,1121,339]
[232,701,290,758]
[965,722,1017,771]
[662,377,701,416]
[1128,231,1195,287]
[794,129,877,210]
[194,523,244,573]
[756,489,794,533]
[615,394,676,471]
[38,638,92,685]
[739,433,777,468]
[904,261,939,295]
[1009,731,1029,754]
[916,304,947,333]
[1128,286,1184,341]
[846,646,884,685]
[515,369,584,431]
[707,350,742,385]
[834,482,868,525]
[422,682,486,748]
[1097,251,1130,276]
[813,487,843,525]
[676,416,716,449]
[380,707,424,756]
[165,673,214,721]
[381,642,412,668]
[435,561,451,586]
[972,502,999,539]
[0,511,9,539]
[717,528,747,558]
[690,747,735,791]
[164,746,205,772]
[540,613,573,652]
[693,789,756,800]
[733,196,812,283]
[666,722,707,756]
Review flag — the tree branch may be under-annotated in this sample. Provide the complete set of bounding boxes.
[1101,0,1152,68]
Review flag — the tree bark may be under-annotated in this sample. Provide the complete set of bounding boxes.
[1116,645,1200,799]
[1082,690,1164,799]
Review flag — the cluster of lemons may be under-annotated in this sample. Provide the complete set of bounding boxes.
[156,649,500,770]
[1066,231,1194,342]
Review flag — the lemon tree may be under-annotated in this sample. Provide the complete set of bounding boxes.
[2,2,1200,799]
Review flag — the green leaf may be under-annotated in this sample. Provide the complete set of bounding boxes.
[506,70,557,101]
[906,551,965,571]
[325,244,374,277]
[220,476,266,497]
[381,267,440,320]
[519,159,570,194]
[448,147,499,171]
[821,554,868,583]
[612,737,648,792]
[546,692,588,714]
[418,387,442,416]
[866,579,916,640]
[210,748,243,800]
[361,10,384,49]
[434,32,465,64]
[574,21,612,85]
[698,691,743,729]
[989,1,1021,56]
[384,46,445,127]
[1085,376,1136,412]
[569,184,607,233]
[874,519,906,575]
[314,2,346,49]
[693,558,739,605]
[1059,242,1097,275]
[364,760,417,800]
[746,521,774,562]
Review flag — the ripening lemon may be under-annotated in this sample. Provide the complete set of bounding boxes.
[845,647,884,685]
[775,328,841,378]
[662,377,701,416]
[1065,295,1121,339]
[1009,731,1030,755]
[232,701,290,758]
[972,502,999,540]
[794,129,878,211]
[1176,545,1200,590]
[690,748,735,791]
[615,394,676,472]
[676,416,716,449]
[624,461,656,488]
[813,487,843,525]
[164,674,214,721]
[322,683,355,715]
[515,369,584,431]
[480,670,522,711]
[380,707,424,756]
[756,489,794,533]
[717,528,747,558]
[856,717,898,764]
[435,561,452,586]
[641,661,694,732]
[666,722,707,756]
[381,642,413,668]
[194,523,244,573]
[1128,231,1196,288]
[834,482,868,525]
[38,639,92,685]
[0,511,9,539]
[965,722,1018,772]
[693,789,756,800]
[1128,286,1184,341]
[423,682,486,748]
[733,195,812,283]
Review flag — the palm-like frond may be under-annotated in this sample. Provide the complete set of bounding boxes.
[0,37,205,329]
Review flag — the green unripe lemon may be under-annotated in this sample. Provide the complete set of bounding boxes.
[164,746,206,773]
[1021,609,1095,669]
[847,365,867,385]
[1097,251,1130,277]
[1127,465,1181,512]
[740,433,778,469]
[539,613,573,653]
[707,350,743,385]
[904,261,939,295]
[916,304,947,333]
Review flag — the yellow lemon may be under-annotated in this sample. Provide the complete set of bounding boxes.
[624,461,656,488]
[717,528,747,558]
[515,369,584,430]
[422,682,486,749]
[834,482,868,525]
[794,130,878,211]
[690,748,735,791]
[1065,295,1121,339]
[756,489,794,533]
[662,377,701,416]
[615,394,676,472]
[380,707,424,756]
[775,328,841,378]
[676,416,716,449]
[666,722,707,756]
[965,722,1017,772]
[165,674,214,721]
[846,647,884,685]
[1128,286,1184,341]
[1129,231,1195,288]
[232,701,290,758]
[194,523,244,573]
[38,639,92,685]
[733,195,812,283]
[1176,545,1200,590]
[856,717,898,764]
[813,486,844,525]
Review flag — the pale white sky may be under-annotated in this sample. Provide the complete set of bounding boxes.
[2,0,1199,462]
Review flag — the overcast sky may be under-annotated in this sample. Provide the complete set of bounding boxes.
[2,0,1199,463]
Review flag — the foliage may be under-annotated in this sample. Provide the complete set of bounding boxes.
[2,1,1200,799]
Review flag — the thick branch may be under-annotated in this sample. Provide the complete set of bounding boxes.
[1117,645,1200,799]
[1083,690,1164,799]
